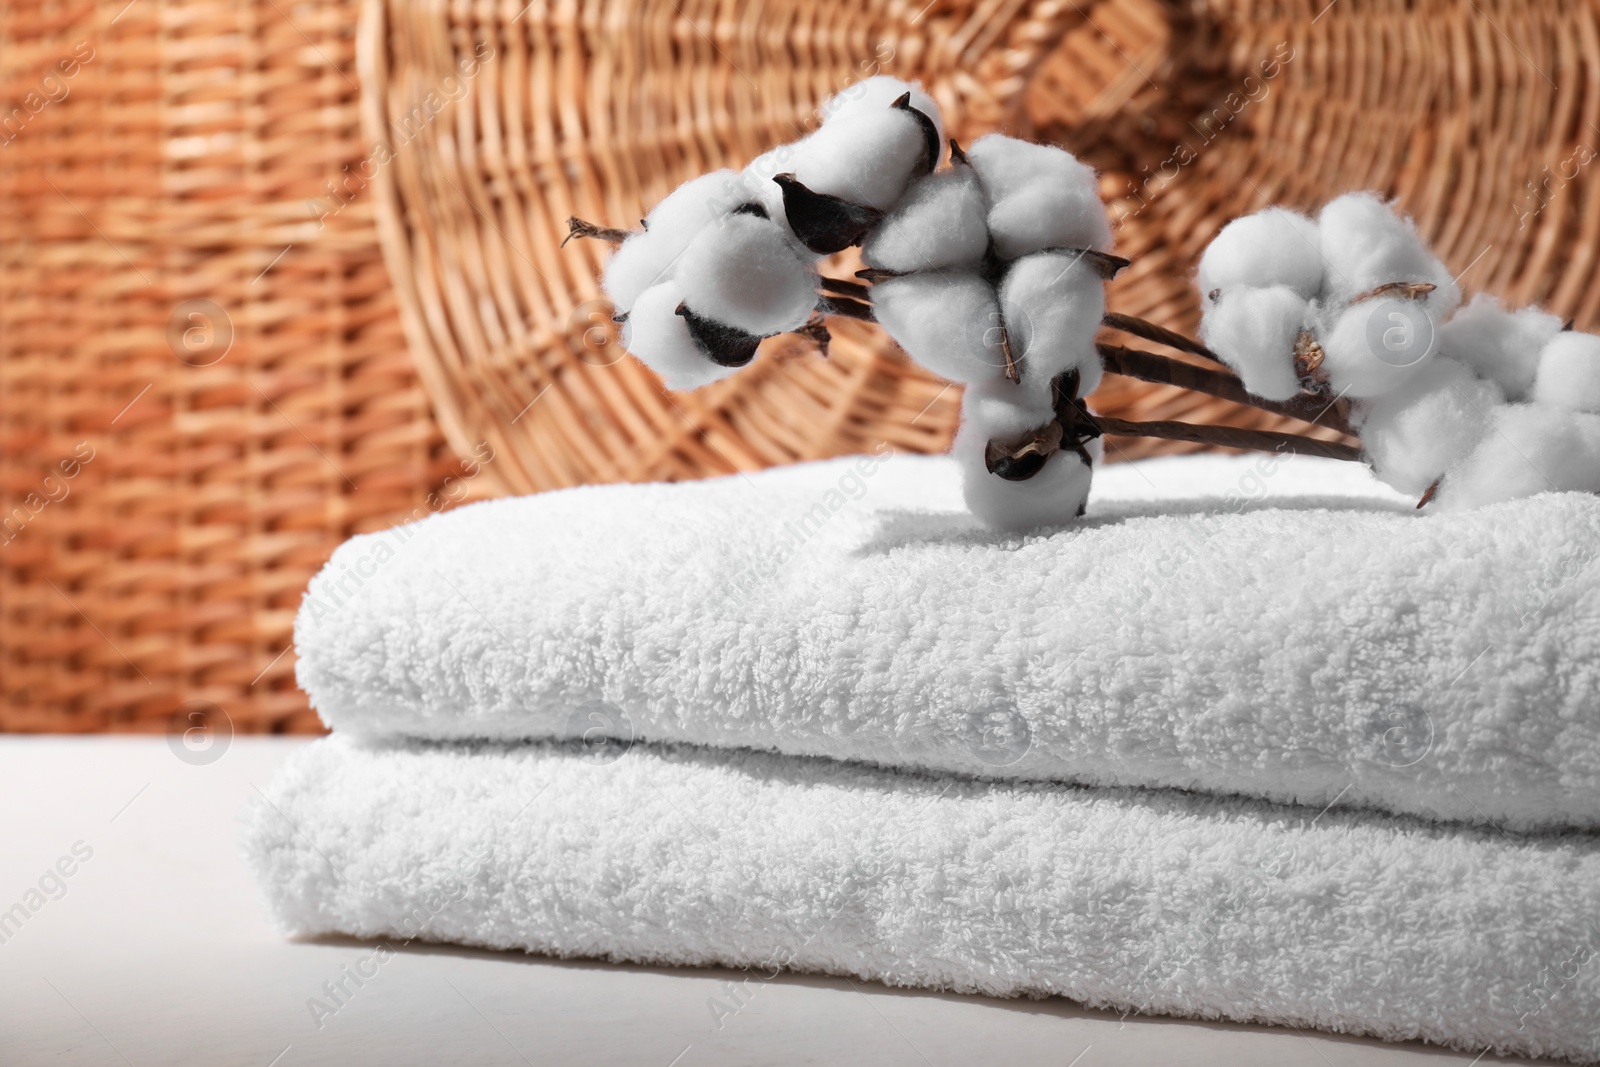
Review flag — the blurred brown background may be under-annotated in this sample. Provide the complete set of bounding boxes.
[2,0,1594,733]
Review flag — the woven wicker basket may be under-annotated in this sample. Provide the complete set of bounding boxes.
[364,0,1600,495]
[0,0,453,733]
[5,0,1599,731]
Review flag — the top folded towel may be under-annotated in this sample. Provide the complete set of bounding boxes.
[296,450,1600,831]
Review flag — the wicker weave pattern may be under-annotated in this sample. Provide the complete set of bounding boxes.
[370,0,1600,489]
[7,0,1600,731]
[0,0,459,732]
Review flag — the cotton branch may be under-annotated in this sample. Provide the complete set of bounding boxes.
[1092,416,1362,461]
[1098,343,1355,437]
[803,282,1361,446]
[563,216,633,246]
[1100,312,1227,366]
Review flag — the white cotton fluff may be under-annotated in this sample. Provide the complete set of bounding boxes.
[742,79,942,241]
[861,166,989,273]
[792,107,934,211]
[675,214,817,336]
[602,169,754,312]
[1437,403,1600,511]
[1533,330,1600,413]
[1439,293,1565,400]
[1317,296,1442,398]
[640,169,753,256]
[961,375,1057,436]
[997,251,1106,392]
[620,282,737,392]
[740,146,800,234]
[872,271,1008,384]
[819,76,943,145]
[966,135,1112,261]
[955,413,1099,532]
[601,234,669,316]
[1195,209,1323,300]
[1199,285,1309,402]
[1317,192,1460,312]
[1352,357,1504,495]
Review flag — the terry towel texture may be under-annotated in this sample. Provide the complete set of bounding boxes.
[297,452,1600,831]
[244,737,1600,1063]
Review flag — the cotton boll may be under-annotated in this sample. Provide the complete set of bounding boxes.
[872,272,1008,383]
[742,145,830,254]
[792,107,935,211]
[1317,296,1443,398]
[621,283,742,391]
[603,169,757,312]
[820,76,943,145]
[1352,357,1504,494]
[1317,192,1460,312]
[602,233,671,315]
[1439,293,1565,400]
[960,376,1064,484]
[1436,403,1600,510]
[966,135,1112,261]
[1533,330,1600,412]
[1195,209,1323,300]
[742,148,801,235]
[1199,286,1308,402]
[641,169,753,260]
[676,214,817,336]
[955,416,1099,532]
[861,167,989,273]
[961,375,1057,437]
[752,79,942,236]
[997,251,1106,392]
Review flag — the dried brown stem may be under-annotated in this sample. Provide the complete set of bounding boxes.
[819,295,876,323]
[819,276,873,301]
[1293,328,1333,397]
[1098,343,1355,436]
[985,369,1363,477]
[1351,281,1437,303]
[1101,312,1227,366]
[1063,248,1131,280]
[837,279,1345,425]
[563,216,633,246]
[1000,327,1019,383]
[1094,416,1363,462]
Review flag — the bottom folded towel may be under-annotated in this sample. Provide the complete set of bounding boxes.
[243,737,1600,1062]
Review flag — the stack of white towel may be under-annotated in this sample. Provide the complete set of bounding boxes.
[245,451,1600,1061]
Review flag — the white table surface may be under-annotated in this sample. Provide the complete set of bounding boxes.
[0,737,1556,1067]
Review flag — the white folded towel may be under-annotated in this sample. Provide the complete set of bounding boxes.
[296,452,1600,830]
[244,737,1600,1063]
